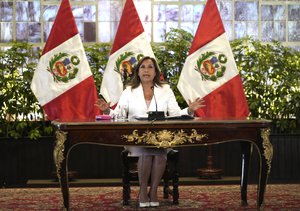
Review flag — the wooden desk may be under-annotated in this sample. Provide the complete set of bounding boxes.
[52,118,272,210]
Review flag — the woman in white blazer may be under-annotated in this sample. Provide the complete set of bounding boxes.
[96,56,204,208]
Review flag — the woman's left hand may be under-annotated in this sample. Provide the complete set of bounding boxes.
[188,97,205,113]
[95,98,111,114]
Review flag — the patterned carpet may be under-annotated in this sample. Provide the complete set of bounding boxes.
[0,184,299,210]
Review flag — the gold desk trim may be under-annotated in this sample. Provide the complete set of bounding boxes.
[54,130,67,181]
[261,128,273,174]
[122,129,208,148]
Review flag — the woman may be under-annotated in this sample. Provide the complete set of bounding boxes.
[96,56,205,207]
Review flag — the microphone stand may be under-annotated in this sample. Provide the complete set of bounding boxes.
[147,86,165,121]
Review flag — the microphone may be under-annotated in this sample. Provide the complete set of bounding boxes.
[151,86,158,113]
[148,86,165,121]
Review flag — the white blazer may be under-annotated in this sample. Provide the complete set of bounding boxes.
[111,84,189,118]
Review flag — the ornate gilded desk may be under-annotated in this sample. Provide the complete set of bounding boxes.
[52,118,272,210]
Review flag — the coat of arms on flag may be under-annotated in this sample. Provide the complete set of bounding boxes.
[114,52,144,84]
[48,53,80,83]
[195,51,227,81]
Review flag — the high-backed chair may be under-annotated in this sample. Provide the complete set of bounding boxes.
[121,149,179,205]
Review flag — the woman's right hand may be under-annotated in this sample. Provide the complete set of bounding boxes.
[95,98,111,114]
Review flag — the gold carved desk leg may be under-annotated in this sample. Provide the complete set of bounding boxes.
[53,130,70,210]
[257,128,273,208]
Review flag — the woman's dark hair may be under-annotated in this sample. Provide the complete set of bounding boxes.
[130,56,165,89]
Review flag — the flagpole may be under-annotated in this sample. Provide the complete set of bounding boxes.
[197,145,222,179]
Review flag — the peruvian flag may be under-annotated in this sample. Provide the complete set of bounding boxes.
[100,0,155,106]
[31,0,99,121]
[177,0,249,118]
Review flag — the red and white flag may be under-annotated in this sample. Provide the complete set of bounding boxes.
[100,0,155,106]
[31,0,99,121]
[177,0,249,118]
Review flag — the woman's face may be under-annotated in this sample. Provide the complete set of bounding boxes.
[138,59,156,84]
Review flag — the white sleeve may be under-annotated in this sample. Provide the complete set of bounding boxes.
[108,87,131,118]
